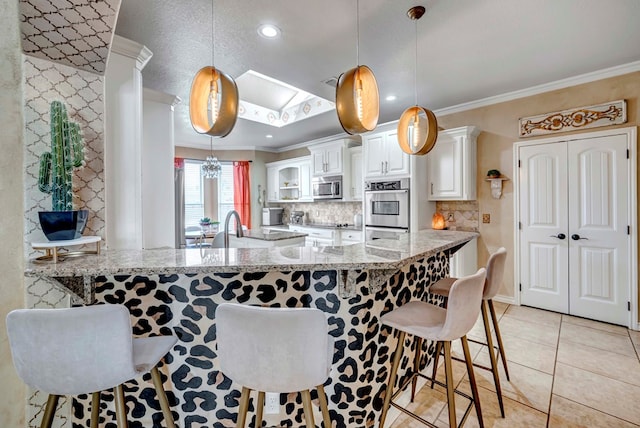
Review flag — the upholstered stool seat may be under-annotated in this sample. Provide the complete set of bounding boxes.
[216,303,333,428]
[6,304,177,428]
[430,247,509,418]
[379,268,487,428]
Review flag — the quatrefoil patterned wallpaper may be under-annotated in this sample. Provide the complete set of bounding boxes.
[19,0,121,75]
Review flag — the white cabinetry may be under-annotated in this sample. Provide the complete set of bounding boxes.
[450,237,478,278]
[363,130,410,178]
[265,156,313,202]
[349,146,363,200]
[310,141,345,176]
[427,126,480,201]
[339,229,363,246]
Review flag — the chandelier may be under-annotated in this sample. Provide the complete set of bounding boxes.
[202,137,222,179]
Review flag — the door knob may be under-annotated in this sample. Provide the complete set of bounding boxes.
[550,233,566,240]
[571,234,588,240]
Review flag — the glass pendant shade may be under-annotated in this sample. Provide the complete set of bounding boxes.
[336,65,380,134]
[202,154,222,179]
[397,106,438,155]
[189,66,239,138]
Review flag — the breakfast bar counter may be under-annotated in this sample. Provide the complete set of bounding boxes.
[26,230,477,427]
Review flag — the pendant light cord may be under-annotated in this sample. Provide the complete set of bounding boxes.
[414,18,418,107]
[211,0,215,65]
[356,0,360,66]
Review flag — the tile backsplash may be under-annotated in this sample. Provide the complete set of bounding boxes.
[436,201,479,232]
[271,202,363,225]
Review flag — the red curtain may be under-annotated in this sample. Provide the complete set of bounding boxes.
[233,161,251,229]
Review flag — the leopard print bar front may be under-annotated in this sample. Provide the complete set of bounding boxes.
[72,252,448,427]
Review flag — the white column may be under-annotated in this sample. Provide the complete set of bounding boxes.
[142,88,181,249]
[104,36,152,249]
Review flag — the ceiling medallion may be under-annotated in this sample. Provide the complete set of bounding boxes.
[335,0,380,134]
[397,5,438,155]
[189,0,239,138]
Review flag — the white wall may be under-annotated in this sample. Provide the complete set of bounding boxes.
[104,36,152,249]
[142,88,180,248]
[0,0,25,425]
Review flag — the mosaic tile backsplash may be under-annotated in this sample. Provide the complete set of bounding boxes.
[435,200,479,232]
[271,201,363,225]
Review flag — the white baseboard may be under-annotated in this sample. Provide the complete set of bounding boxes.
[492,295,516,305]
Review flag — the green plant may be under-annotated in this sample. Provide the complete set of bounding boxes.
[200,217,212,224]
[487,169,501,178]
[38,101,85,211]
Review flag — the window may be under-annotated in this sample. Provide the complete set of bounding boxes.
[184,160,204,227]
[183,160,239,228]
[218,164,235,223]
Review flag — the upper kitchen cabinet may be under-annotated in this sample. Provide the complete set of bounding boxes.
[309,139,358,176]
[427,126,480,201]
[363,129,410,178]
[349,146,363,200]
[266,156,313,202]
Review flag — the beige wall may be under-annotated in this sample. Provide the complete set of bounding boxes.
[0,0,25,425]
[436,72,640,299]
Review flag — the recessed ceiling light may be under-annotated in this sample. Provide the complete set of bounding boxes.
[258,24,280,39]
[266,134,273,138]
[386,95,397,101]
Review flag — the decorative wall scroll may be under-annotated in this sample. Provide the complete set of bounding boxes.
[519,100,627,137]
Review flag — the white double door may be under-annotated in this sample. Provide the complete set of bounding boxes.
[517,130,634,326]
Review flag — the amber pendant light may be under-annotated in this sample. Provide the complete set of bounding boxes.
[336,0,379,134]
[189,0,239,138]
[397,6,438,155]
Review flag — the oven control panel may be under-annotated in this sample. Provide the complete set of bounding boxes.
[365,178,410,191]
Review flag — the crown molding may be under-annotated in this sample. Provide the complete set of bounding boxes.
[143,88,181,107]
[434,60,640,117]
[110,35,153,70]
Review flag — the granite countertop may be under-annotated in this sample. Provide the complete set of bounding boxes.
[266,223,363,231]
[25,230,478,277]
[242,229,307,241]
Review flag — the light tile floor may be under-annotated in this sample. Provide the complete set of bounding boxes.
[389,302,640,427]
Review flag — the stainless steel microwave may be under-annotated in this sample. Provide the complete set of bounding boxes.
[312,175,342,200]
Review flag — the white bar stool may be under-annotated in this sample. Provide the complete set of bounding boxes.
[216,303,333,428]
[378,268,487,428]
[429,247,509,417]
[6,304,177,428]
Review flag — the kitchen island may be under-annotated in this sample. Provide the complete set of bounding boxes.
[26,230,477,428]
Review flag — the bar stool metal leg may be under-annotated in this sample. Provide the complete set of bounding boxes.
[40,394,59,428]
[431,341,442,389]
[481,301,505,417]
[488,299,510,381]
[113,384,129,428]
[317,384,331,428]
[150,366,177,428]
[411,337,423,402]
[378,330,406,428]
[461,336,484,428]
[236,386,251,428]
[90,392,100,428]
[256,391,265,427]
[443,341,457,428]
[301,389,316,427]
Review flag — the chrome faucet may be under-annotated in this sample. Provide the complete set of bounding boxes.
[223,210,244,248]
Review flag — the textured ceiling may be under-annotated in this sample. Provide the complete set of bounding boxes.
[19,0,121,75]
[26,0,640,151]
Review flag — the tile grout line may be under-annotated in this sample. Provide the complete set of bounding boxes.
[545,313,562,427]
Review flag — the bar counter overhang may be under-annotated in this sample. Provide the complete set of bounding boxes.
[26,230,477,427]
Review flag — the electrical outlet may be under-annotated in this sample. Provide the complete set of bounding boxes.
[482,213,490,224]
[265,392,279,414]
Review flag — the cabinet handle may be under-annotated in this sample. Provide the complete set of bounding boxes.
[431,183,433,195]
[385,161,388,173]
[381,161,384,174]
